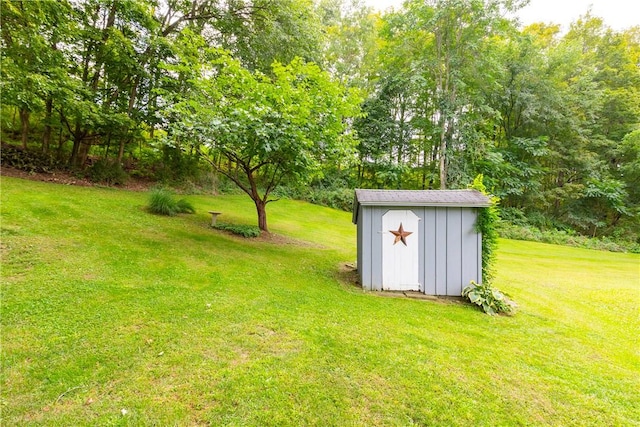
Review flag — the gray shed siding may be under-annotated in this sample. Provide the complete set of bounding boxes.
[357,205,482,296]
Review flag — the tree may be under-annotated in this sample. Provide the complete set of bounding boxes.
[0,0,73,149]
[317,0,379,90]
[168,52,361,232]
[354,75,414,188]
[355,0,522,191]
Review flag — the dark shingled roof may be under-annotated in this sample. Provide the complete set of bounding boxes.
[352,189,491,223]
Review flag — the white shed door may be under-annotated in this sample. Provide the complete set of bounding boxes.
[382,210,420,291]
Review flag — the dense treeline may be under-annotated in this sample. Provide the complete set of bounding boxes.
[1,0,639,241]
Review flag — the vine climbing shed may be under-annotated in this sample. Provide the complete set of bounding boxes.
[352,189,491,296]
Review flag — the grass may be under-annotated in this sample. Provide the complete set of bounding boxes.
[1,176,639,426]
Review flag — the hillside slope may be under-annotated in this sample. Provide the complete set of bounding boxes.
[1,177,638,426]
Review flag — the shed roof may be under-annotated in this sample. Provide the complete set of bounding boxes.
[352,189,491,223]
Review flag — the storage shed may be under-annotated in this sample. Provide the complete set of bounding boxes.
[352,189,491,296]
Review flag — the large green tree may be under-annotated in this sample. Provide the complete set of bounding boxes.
[0,0,74,150]
[168,52,361,232]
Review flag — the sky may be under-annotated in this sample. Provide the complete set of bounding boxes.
[363,0,640,32]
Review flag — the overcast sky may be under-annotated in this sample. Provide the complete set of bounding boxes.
[363,0,640,31]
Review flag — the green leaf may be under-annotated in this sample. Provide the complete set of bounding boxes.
[469,292,481,303]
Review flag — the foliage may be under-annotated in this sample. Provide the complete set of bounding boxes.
[275,185,354,212]
[86,159,128,185]
[3,177,639,425]
[168,51,362,232]
[154,146,204,184]
[350,4,639,245]
[0,144,64,173]
[147,188,195,216]
[498,222,640,253]
[213,222,261,238]
[471,174,501,284]
[175,198,196,214]
[306,188,354,212]
[462,280,514,315]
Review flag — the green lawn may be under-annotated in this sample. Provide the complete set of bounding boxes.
[1,176,639,426]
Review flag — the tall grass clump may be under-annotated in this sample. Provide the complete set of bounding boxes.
[147,188,195,216]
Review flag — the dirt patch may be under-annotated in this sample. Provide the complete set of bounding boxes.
[336,263,468,304]
[254,231,324,248]
[201,223,324,248]
[1,165,153,191]
[375,291,466,304]
[336,262,361,288]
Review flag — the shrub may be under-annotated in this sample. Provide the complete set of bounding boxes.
[154,145,202,183]
[462,281,514,315]
[274,186,354,212]
[87,159,128,185]
[147,188,195,216]
[213,222,260,238]
[309,188,354,212]
[498,222,640,253]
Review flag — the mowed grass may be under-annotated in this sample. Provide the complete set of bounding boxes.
[1,176,639,426]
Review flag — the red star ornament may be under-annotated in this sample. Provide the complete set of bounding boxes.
[389,222,413,246]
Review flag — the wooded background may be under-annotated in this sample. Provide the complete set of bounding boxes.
[1,0,638,241]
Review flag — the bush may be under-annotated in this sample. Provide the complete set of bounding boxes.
[147,188,195,216]
[154,145,202,183]
[462,281,514,315]
[498,222,640,253]
[213,222,260,238]
[308,188,354,211]
[274,186,354,212]
[87,159,128,185]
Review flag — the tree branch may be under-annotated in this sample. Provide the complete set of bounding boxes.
[196,146,252,196]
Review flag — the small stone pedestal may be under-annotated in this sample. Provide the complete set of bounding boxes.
[208,211,222,226]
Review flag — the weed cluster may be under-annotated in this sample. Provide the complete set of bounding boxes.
[213,222,260,238]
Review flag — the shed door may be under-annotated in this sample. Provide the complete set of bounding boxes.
[382,210,420,291]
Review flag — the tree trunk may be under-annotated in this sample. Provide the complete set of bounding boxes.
[421,140,429,190]
[19,108,30,149]
[70,122,83,167]
[255,199,268,233]
[79,138,91,166]
[57,126,65,159]
[116,138,126,164]
[42,97,53,153]
[439,119,447,189]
